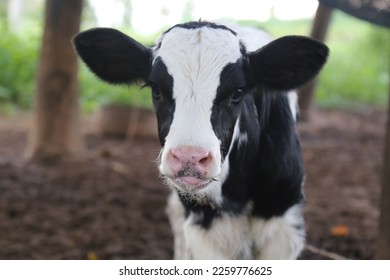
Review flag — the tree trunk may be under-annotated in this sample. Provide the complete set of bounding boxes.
[298,3,333,121]
[26,0,83,163]
[376,74,390,259]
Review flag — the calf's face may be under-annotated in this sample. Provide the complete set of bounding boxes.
[73,22,328,196]
[152,26,245,193]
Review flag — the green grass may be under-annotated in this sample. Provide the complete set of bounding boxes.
[0,11,389,114]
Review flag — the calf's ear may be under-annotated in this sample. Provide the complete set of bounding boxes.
[73,28,152,84]
[246,36,329,91]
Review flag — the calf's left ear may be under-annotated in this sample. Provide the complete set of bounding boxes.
[73,28,152,85]
[246,36,329,91]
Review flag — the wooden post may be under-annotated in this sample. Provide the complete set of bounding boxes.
[298,3,333,121]
[376,73,390,259]
[26,0,83,163]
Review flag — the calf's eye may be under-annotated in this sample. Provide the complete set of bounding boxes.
[152,88,162,99]
[231,88,245,104]
[149,84,162,100]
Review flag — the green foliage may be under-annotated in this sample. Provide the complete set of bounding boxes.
[0,20,40,111]
[0,17,154,114]
[238,18,311,37]
[316,12,390,109]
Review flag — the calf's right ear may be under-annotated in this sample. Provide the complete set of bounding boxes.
[73,28,152,85]
[246,36,329,92]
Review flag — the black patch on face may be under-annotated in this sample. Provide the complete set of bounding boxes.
[218,95,261,214]
[148,58,175,146]
[211,60,247,158]
[221,93,304,219]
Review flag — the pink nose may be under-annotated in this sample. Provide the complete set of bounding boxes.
[167,146,213,175]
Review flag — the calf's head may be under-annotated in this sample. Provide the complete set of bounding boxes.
[74,22,328,196]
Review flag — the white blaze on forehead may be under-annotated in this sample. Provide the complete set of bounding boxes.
[155,26,243,177]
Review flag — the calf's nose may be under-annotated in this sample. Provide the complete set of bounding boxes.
[167,146,213,175]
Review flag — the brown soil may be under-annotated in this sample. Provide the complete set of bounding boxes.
[0,108,386,259]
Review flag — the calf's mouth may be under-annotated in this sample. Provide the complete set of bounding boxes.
[166,164,217,192]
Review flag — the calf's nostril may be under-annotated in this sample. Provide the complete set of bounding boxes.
[172,153,180,162]
[168,149,185,173]
[198,153,212,167]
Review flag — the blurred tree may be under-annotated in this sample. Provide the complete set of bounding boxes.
[377,74,390,260]
[26,0,83,163]
[297,3,332,121]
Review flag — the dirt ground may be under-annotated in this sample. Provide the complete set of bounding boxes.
[0,107,386,260]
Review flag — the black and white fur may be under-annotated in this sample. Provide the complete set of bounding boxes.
[73,21,328,259]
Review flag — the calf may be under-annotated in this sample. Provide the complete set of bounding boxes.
[73,21,328,259]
